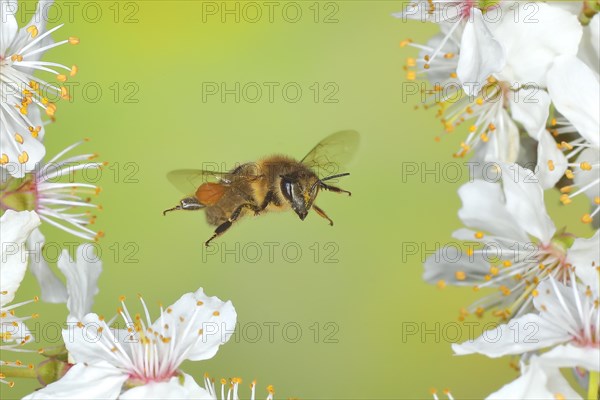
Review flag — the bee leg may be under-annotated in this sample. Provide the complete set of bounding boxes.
[205,203,261,246]
[321,183,351,196]
[254,191,275,216]
[163,197,204,216]
[312,204,334,226]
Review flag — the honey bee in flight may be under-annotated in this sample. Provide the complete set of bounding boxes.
[163,130,359,246]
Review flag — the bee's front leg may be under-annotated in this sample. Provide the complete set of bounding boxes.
[320,183,351,196]
[205,203,261,246]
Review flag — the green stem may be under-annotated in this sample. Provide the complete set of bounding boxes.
[588,371,600,400]
[0,365,37,380]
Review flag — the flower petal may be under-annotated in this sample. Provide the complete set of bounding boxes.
[153,288,237,362]
[0,210,40,306]
[499,163,555,244]
[457,179,528,242]
[424,247,491,285]
[535,130,568,189]
[510,89,551,140]
[548,55,600,147]
[57,245,102,320]
[27,228,68,303]
[492,2,582,85]
[486,354,582,400]
[452,313,570,357]
[120,374,214,400]
[567,231,600,288]
[0,1,18,52]
[579,13,600,73]
[22,361,127,400]
[457,9,505,95]
[63,314,115,365]
[538,343,600,372]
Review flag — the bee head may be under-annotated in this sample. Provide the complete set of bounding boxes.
[280,172,319,221]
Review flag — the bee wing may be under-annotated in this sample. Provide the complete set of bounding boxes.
[166,169,233,194]
[166,168,263,194]
[300,130,360,178]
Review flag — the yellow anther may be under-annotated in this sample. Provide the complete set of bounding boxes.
[474,231,484,239]
[547,160,555,171]
[0,154,8,165]
[56,74,67,82]
[70,65,78,76]
[27,25,39,38]
[68,36,80,45]
[560,186,572,194]
[399,39,413,47]
[565,169,574,179]
[580,161,592,171]
[455,271,466,281]
[560,194,572,205]
[436,280,446,289]
[17,151,29,164]
[581,214,593,224]
[14,133,24,144]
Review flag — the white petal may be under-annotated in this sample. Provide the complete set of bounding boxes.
[457,9,505,95]
[457,179,528,242]
[474,108,520,163]
[510,89,551,140]
[27,228,68,303]
[62,314,115,365]
[535,130,568,189]
[120,374,214,400]
[486,354,582,400]
[153,288,237,362]
[0,210,40,306]
[538,343,600,372]
[57,245,102,320]
[548,55,600,147]
[424,247,491,285]
[579,13,600,73]
[0,1,18,52]
[499,163,556,244]
[452,313,569,357]
[22,361,127,400]
[492,2,582,85]
[567,231,600,288]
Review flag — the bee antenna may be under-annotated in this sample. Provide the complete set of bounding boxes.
[312,172,350,191]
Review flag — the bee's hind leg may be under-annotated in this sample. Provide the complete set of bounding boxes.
[163,197,204,216]
[205,203,260,246]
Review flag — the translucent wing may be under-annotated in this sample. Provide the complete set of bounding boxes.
[166,166,262,194]
[301,130,360,177]
[166,169,230,194]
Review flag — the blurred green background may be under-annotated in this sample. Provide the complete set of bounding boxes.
[3,1,594,399]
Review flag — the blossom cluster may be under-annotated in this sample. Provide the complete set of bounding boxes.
[398,1,599,398]
[0,1,274,398]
